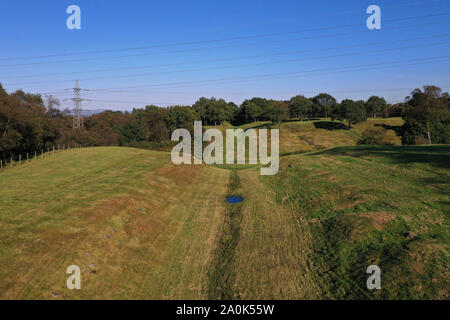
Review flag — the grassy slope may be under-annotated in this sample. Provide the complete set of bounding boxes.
[232,145,449,299]
[0,147,229,299]
[279,117,404,155]
[211,118,403,168]
[0,118,448,300]
[213,118,403,156]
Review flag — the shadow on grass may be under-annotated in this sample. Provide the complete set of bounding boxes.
[280,150,310,157]
[313,121,349,130]
[281,118,321,123]
[212,163,259,171]
[375,123,403,135]
[313,145,450,169]
[247,123,274,130]
[421,176,450,196]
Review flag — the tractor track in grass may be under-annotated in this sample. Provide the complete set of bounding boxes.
[206,170,243,299]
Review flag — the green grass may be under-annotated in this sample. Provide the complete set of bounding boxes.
[0,118,448,300]
[203,117,404,158]
[0,147,229,299]
[279,118,404,155]
[231,144,448,299]
[207,171,244,299]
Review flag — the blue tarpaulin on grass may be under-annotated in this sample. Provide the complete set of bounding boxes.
[226,196,243,204]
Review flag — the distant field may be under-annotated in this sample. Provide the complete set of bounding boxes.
[210,118,404,156]
[278,117,404,155]
[208,118,404,167]
[0,118,448,299]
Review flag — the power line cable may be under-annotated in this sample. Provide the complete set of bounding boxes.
[141,57,450,91]
[173,0,443,35]
[61,83,450,108]
[75,84,450,96]
[50,55,450,94]
[1,14,449,68]
[7,40,450,86]
[6,32,450,80]
[54,84,450,109]
[0,9,446,61]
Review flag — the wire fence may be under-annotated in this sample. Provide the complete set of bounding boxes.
[0,143,83,174]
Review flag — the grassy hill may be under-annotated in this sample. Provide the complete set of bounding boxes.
[211,118,404,156]
[278,117,404,155]
[0,118,448,299]
[0,147,229,299]
[233,145,449,299]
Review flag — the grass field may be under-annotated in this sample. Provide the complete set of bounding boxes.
[0,118,448,299]
[210,118,404,156]
[278,117,404,155]
[0,147,229,299]
[232,145,449,299]
[208,118,404,167]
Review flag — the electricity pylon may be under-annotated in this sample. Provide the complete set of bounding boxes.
[70,80,85,130]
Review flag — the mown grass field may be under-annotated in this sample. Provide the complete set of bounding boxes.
[0,147,229,299]
[232,145,449,299]
[211,118,403,156]
[0,118,448,299]
[277,117,404,155]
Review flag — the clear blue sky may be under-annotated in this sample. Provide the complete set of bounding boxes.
[1,0,450,111]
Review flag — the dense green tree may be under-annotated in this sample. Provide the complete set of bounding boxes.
[365,96,387,118]
[132,105,170,142]
[385,102,408,118]
[115,122,146,146]
[248,97,271,116]
[312,93,337,119]
[145,107,170,142]
[238,97,273,121]
[0,85,61,159]
[164,106,199,133]
[289,95,312,120]
[240,101,262,122]
[402,86,449,144]
[192,97,236,125]
[400,119,425,145]
[2,82,449,156]
[192,97,210,123]
[334,99,367,128]
[266,101,289,126]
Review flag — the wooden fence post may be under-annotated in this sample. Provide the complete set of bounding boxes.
[1,160,2,171]
[19,154,21,165]
[27,153,29,162]
[11,156,13,167]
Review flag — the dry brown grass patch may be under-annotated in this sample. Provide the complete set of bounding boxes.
[358,211,397,230]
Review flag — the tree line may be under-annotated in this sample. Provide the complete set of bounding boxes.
[1,83,448,160]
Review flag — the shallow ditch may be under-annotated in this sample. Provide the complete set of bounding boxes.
[207,171,244,299]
